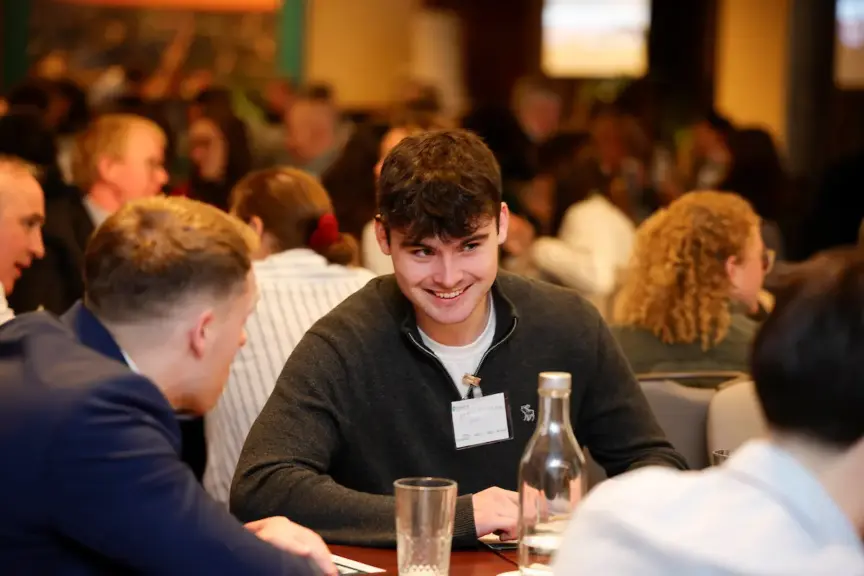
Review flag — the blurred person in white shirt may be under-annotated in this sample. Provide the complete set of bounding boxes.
[204,167,373,504]
[0,156,45,325]
[554,247,864,576]
[530,163,634,317]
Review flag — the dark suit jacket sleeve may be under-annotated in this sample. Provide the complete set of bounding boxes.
[47,374,315,576]
[578,316,690,475]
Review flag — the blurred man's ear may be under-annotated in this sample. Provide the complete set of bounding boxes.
[248,215,265,239]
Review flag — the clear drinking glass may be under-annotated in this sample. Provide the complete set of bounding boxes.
[712,449,730,466]
[394,477,457,576]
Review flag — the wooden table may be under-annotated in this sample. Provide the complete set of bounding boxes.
[330,545,519,576]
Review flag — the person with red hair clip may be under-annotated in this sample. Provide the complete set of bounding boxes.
[203,167,373,504]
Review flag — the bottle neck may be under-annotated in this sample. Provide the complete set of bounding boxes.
[537,389,570,431]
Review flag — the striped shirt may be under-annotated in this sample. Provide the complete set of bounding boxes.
[204,249,374,503]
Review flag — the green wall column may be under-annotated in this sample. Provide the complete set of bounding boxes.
[2,0,31,91]
[276,0,305,83]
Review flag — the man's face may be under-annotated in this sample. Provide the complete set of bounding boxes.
[104,125,168,202]
[0,171,45,294]
[377,205,509,337]
[285,100,334,163]
[519,94,561,142]
[188,271,258,414]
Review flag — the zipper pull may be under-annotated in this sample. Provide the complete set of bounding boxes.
[462,374,481,399]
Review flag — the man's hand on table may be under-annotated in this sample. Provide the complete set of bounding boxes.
[245,516,338,576]
[472,487,519,540]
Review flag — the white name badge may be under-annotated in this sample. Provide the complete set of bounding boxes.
[451,392,512,450]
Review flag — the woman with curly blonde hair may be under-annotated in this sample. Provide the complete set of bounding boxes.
[611,191,773,377]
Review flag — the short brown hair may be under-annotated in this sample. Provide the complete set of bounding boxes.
[377,129,502,243]
[230,167,355,265]
[71,113,165,191]
[84,196,258,323]
[612,191,760,349]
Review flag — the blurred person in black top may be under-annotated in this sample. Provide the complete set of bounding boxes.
[321,123,383,244]
[719,127,790,259]
[0,156,45,325]
[690,108,735,190]
[175,107,252,212]
[0,110,89,316]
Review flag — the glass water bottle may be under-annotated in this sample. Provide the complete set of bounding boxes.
[517,372,586,575]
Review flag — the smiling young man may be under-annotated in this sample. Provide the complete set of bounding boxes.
[231,129,687,547]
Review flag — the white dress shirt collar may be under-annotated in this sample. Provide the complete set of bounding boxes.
[120,349,140,374]
[83,196,112,228]
[0,284,14,326]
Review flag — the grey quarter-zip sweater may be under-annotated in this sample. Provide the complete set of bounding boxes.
[230,271,687,548]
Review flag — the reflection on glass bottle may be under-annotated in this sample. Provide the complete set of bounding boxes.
[518,372,586,575]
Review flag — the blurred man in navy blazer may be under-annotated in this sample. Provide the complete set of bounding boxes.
[0,197,335,575]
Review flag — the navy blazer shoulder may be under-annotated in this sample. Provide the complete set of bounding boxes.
[61,302,208,481]
[61,301,126,364]
[0,313,312,575]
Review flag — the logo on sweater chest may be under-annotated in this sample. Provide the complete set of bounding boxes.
[520,404,535,422]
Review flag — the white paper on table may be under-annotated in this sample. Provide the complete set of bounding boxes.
[332,554,386,574]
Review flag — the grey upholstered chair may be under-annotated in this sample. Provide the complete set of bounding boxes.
[585,371,747,490]
[706,379,768,457]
